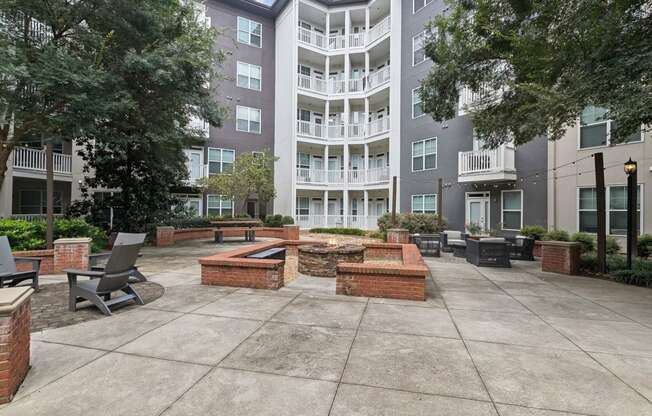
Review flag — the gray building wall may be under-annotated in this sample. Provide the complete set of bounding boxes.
[399,0,547,232]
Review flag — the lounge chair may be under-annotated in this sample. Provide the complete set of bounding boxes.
[0,236,40,290]
[411,233,441,257]
[66,243,144,316]
[90,233,147,282]
[465,238,511,268]
[441,231,468,253]
[505,235,535,261]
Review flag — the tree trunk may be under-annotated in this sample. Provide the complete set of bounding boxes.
[46,142,54,249]
[0,144,13,193]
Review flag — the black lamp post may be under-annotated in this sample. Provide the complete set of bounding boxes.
[624,158,637,269]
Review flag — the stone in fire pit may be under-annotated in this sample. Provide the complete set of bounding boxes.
[298,244,365,277]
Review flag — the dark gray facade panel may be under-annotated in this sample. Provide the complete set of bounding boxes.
[399,0,548,232]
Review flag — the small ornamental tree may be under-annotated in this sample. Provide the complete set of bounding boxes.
[199,151,277,214]
[419,0,651,147]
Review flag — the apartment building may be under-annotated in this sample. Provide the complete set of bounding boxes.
[548,108,651,243]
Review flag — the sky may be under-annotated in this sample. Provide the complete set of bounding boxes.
[254,0,276,5]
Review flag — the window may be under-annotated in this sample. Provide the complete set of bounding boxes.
[412,138,437,171]
[577,186,643,235]
[208,148,235,175]
[19,190,62,214]
[175,194,202,217]
[608,185,642,235]
[413,0,433,12]
[501,190,523,230]
[207,195,233,217]
[237,62,261,91]
[237,16,261,47]
[579,106,642,149]
[183,149,203,182]
[412,88,423,118]
[296,197,309,216]
[412,32,426,65]
[412,194,437,214]
[236,105,261,133]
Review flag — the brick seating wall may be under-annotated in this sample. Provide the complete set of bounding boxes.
[0,296,32,404]
[540,242,581,275]
[13,249,54,275]
[156,225,300,247]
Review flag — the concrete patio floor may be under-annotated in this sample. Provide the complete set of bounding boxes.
[2,239,652,416]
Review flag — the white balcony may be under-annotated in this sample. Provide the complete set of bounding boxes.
[328,34,346,50]
[296,168,389,186]
[366,166,390,183]
[327,215,345,227]
[294,214,379,230]
[348,33,365,48]
[368,16,391,45]
[297,74,327,94]
[367,118,390,137]
[458,84,503,116]
[296,168,326,184]
[297,27,327,50]
[366,66,390,91]
[348,78,364,93]
[297,120,326,139]
[12,147,72,175]
[328,79,346,94]
[189,115,209,138]
[295,214,325,228]
[348,169,365,184]
[458,144,516,183]
[348,123,365,139]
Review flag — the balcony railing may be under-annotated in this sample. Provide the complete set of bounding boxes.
[367,118,390,136]
[367,66,390,90]
[327,215,345,227]
[12,147,72,175]
[329,79,346,94]
[297,27,327,50]
[348,33,365,48]
[295,214,325,228]
[458,84,503,115]
[366,166,390,183]
[348,123,365,139]
[296,168,389,185]
[297,119,389,140]
[348,78,364,93]
[458,145,516,182]
[297,74,327,93]
[329,34,346,50]
[11,213,64,221]
[296,120,326,139]
[368,16,391,44]
[348,169,365,184]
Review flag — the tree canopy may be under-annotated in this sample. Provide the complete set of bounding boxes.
[419,0,651,147]
[1,0,226,231]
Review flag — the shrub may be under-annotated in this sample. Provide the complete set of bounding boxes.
[263,214,284,227]
[308,228,366,236]
[367,231,385,240]
[0,218,106,252]
[579,253,628,274]
[377,213,446,235]
[606,236,621,255]
[570,232,595,253]
[281,216,295,225]
[637,234,652,258]
[465,223,483,236]
[543,229,570,242]
[520,225,547,240]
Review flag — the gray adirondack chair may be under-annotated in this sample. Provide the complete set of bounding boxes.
[89,233,147,282]
[0,236,40,290]
[66,243,144,316]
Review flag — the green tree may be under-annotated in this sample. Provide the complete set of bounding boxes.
[419,0,651,147]
[199,151,277,214]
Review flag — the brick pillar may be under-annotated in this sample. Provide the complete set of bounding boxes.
[156,226,175,247]
[283,225,300,240]
[387,229,409,244]
[540,241,581,275]
[0,287,34,404]
[53,237,91,273]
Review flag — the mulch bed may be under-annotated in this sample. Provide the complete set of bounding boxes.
[30,281,165,333]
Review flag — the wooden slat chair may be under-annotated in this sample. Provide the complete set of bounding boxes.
[66,243,144,316]
[0,236,41,290]
[89,233,147,282]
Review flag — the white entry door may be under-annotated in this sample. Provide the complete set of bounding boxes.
[465,193,490,232]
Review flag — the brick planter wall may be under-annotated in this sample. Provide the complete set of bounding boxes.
[283,225,300,240]
[13,249,54,275]
[0,287,34,404]
[174,228,214,242]
[337,244,428,301]
[157,225,300,247]
[386,229,410,244]
[533,241,542,258]
[53,238,91,273]
[155,226,175,247]
[364,243,403,262]
[540,241,581,275]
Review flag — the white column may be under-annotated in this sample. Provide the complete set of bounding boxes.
[364,190,369,229]
[364,97,370,135]
[364,143,369,181]
[343,190,349,228]
[325,13,330,49]
[345,10,351,48]
[325,55,330,93]
[364,51,370,91]
[323,145,329,183]
[344,53,350,93]
[324,100,330,139]
[323,190,329,226]
[365,7,370,43]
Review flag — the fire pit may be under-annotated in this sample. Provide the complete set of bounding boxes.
[298,244,365,277]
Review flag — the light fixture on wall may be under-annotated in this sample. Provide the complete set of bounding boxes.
[624,157,638,269]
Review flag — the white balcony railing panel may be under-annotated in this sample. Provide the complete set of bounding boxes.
[328,34,346,50]
[367,15,391,44]
[329,79,346,94]
[296,168,326,184]
[348,169,365,184]
[327,215,345,227]
[327,124,345,140]
[298,27,326,49]
[367,118,390,136]
[12,147,72,174]
[296,121,326,139]
[297,74,327,93]
[348,78,364,93]
[348,33,365,48]
[458,145,515,176]
[348,123,365,139]
[458,84,503,115]
[327,170,345,184]
[367,66,390,90]
[295,215,325,228]
[347,215,365,228]
[366,167,390,183]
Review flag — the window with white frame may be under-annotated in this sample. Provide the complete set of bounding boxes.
[237,16,261,47]
[208,148,235,175]
[412,32,426,65]
[183,149,203,182]
[577,186,643,235]
[296,197,309,216]
[412,138,437,171]
[413,0,433,13]
[501,190,523,230]
[412,194,437,214]
[19,190,62,214]
[237,61,262,91]
[412,88,424,118]
[236,106,261,133]
[207,195,233,217]
[175,194,202,217]
[579,106,642,149]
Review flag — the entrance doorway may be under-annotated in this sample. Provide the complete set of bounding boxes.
[465,192,490,232]
[246,200,257,219]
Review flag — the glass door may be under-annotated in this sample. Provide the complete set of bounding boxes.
[465,193,490,233]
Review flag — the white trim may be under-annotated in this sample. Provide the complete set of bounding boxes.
[207,147,235,175]
[576,107,644,150]
[411,137,437,172]
[501,189,523,231]
[576,185,644,235]
[412,31,427,66]
[465,192,491,232]
[206,194,234,217]
[411,193,437,214]
[237,16,262,48]
[236,61,262,91]
[411,87,424,119]
[235,105,262,134]
[413,0,434,13]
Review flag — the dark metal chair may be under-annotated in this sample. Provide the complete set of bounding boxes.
[0,236,40,290]
[505,236,535,261]
[465,238,511,268]
[90,233,147,282]
[411,234,441,257]
[441,231,468,253]
[66,243,144,316]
